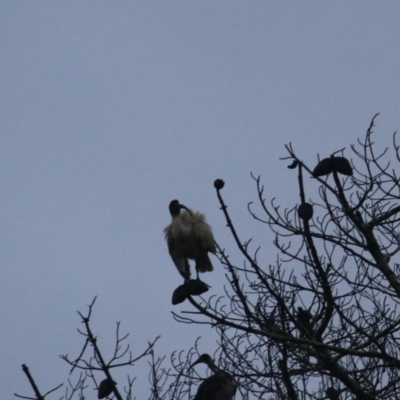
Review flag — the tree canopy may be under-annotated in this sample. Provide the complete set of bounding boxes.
[17,115,400,400]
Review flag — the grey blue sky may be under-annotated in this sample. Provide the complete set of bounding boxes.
[1,2,400,398]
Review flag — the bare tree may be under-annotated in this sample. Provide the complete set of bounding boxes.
[17,297,162,400]
[173,114,400,400]
[18,115,400,400]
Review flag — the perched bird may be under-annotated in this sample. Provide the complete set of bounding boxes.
[191,354,237,400]
[164,200,216,280]
[326,387,340,400]
[296,307,313,336]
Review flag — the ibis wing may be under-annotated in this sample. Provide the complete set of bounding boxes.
[191,212,217,254]
[164,225,175,254]
[194,375,236,400]
[194,380,210,400]
[164,224,190,279]
[194,377,222,400]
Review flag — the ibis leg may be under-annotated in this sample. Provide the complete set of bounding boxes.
[184,258,190,282]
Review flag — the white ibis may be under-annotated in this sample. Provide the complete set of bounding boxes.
[191,354,237,400]
[164,200,216,280]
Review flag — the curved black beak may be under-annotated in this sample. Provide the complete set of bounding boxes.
[179,203,193,216]
[190,357,202,368]
[169,200,193,216]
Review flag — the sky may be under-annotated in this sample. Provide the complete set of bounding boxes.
[1,2,400,399]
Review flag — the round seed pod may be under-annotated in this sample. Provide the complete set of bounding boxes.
[172,284,188,305]
[186,279,210,296]
[98,378,114,399]
[298,203,313,221]
[213,179,225,189]
[332,156,352,176]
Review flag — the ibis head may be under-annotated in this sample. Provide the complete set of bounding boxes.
[191,354,217,371]
[191,353,237,400]
[169,200,193,216]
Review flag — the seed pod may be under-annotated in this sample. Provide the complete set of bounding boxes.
[186,279,210,296]
[214,179,225,189]
[298,203,313,221]
[287,160,298,169]
[312,158,334,177]
[332,156,352,176]
[98,378,114,399]
[172,284,188,305]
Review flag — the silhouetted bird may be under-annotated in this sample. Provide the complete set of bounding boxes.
[296,307,313,336]
[326,387,340,400]
[191,354,237,400]
[164,200,216,280]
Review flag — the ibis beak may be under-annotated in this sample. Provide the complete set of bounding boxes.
[179,204,193,216]
[190,358,202,368]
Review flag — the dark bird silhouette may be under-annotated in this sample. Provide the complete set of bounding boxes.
[191,354,237,400]
[326,387,340,400]
[296,307,313,336]
[164,200,216,280]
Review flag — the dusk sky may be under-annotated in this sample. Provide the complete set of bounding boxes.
[1,2,400,399]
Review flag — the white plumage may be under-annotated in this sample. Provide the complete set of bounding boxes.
[164,200,216,280]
